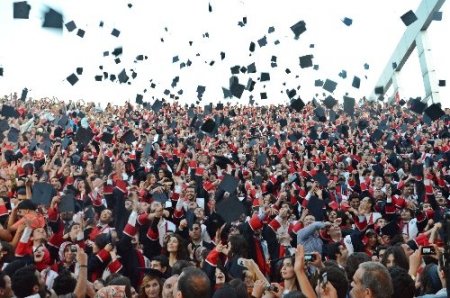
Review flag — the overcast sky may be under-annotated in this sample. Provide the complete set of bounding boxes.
[0,0,448,108]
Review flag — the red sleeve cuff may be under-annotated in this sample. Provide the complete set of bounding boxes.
[108,259,123,273]
[96,249,110,263]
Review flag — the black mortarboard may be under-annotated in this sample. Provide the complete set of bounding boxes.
[247,62,257,73]
[230,82,245,99]
[323,79,337,93]
[343,96,355,116]
[290,98,305,112]
[329,110,337,122]
[256,153,267,167]
[439,80,446,87]
[358,119,369,130]
[0,119,9,133]
[307,196,325,221]
[230,65,240,74]
[216,195,245,223]
[122,130,136,145]
[314,107,326,122]
[323,95,337,109]
[66,73,79,86]
[380,220,400,237]
[342,17,352,26]
[59,193,75,212]
[101,132,113,144]
[401,10,418,26]
[411,163,424,177]
[433,11,443,21]
[152,100,163,113]
[299,55,313,68]
[409,98,426,114]
[315,79,324,87]
[75,127,93,146]
[118,69,129,83]
[65,20,76,32]
[200,118,215,134]
[257,36,267,47]
[260,72,270,81]
[219,174,239,193]
[371,129,383,142]
[352,76,361,89]
[215,156,233,169]
[14,1,31,19]
[425,104,445,121]
[111,28,120,37]
[372,164,384,177]
[152,192,168,203]
[1,105,19,118]
[7,127,20,143]
[314,172,329,187]
[31,182,56,206]
[42,7,63,29]
[260,92,267,100]
[338,70,347,79]
[279,118,288,128]
[386,140,395,150]
[287,89,297,99]
[374,86,384,95]
[290,20,306,39]
[18,88,27,101]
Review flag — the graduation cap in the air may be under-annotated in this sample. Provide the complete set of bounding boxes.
[42,7,63,29]
[299,55,313,68]
[215,156,233,169]
[260,72,270,81]
[374,86,384,95]
[343,96,355,116]
[307,195,325,221]
[122,130,136,145]
[66,73,79,86]
[111,28,120,37]
[323,95,337,109]
[219,174,239,193]
[59,193,75,212]
[290,20,306,39]
[1,105,19,118]
[401,10,418,26]
[342,17,352,26]
[75,127,93,146]
[409,98,426,114]
[439,80,446,87]
[65,20,76,32]
[352,76,361,89]
[314,107,327,122]
[371,129,384,142]
[424,104,445,121]
[31,182,56,206]
[314,172,329,187]
[118,69,129,83]
[379,220,400,237]
[200,118,216,134]
[7,127,20,143]
[14,1,31,19]
[0,119,10,133]
[323,79,337,93]
[151,100,163,113]
[216,195,246,223]
[290,98,305,112]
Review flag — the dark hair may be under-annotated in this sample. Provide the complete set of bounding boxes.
[325,242,341,260]
[53,270,77,295]
[228,279,248,298]
[172,260,195,275]
[320,266,348,298]
[11,266,40,298]
[283,291,307,298]
[345,252,370,287]
[152,255,170,268]
[212,284,237,298]
[178,267,210,298]
[162,234,189,261]
[419,263,442,295]
[388,266,415,298]
[108,275,132,298]
[228,235,248,259]
[0,271,7,289]
[381,246,409,271]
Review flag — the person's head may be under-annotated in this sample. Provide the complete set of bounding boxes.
[176,268,210,298]
[345,253,371,288]
[99,208,113,224]
[11,266,40,298]
[387,266,415,298]
[419,263,442,295]
[31,227,47,242]
[140,275,163,298]
[279,203,292,219]
[303,215,316,227]
[380,246,409,271]
[280,256,296,281]
[326,243,348,264]
[400,208,413,222]
[171,260,195,275]
[151,255,169,274]
[317,266,348,298]
[108,275,132,298]
[52,270,76,296]
[162,275,178,298]
[283,291,307,298]
[228,279,248,298]
[350,262,393,298]
[349,196,360,209]
[163,234,189,261]
[189,223,202,242]
[0,271,13,298]
[227,235,248,259]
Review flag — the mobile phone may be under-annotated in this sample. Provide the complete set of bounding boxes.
[70,245,77,253]
[304,253,316,262]
[320,272,328,290]
[421,246,436,255]
[237,258,245,267]
[264,284,278,293]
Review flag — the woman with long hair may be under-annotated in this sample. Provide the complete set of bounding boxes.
[139,274,164,298]
[380,245,409,271]
[162,233,189,267]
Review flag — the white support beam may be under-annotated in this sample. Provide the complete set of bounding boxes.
[370,0,445,100]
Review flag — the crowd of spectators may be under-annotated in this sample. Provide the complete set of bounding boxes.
[0,95,449,298]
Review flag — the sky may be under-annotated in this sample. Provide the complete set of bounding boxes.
[0,0,448,108]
